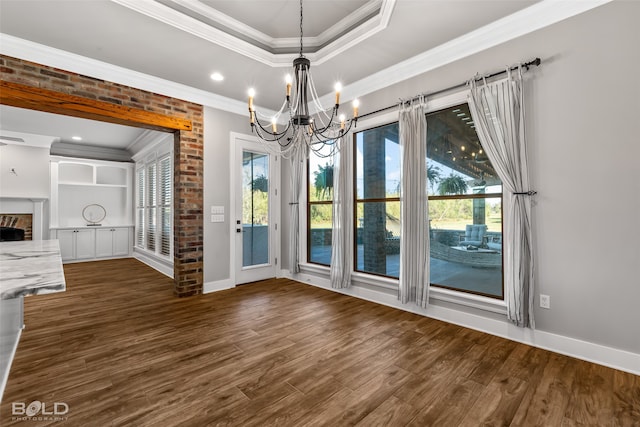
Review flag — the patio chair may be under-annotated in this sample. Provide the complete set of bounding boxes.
[459,224,487,247]
[487,235,502,252]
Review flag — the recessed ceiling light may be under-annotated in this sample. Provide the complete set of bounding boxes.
[72,136,82,141]
[210,72,224,82]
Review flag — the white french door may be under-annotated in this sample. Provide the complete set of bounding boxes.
[232,134,279,285]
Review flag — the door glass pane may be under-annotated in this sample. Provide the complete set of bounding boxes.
[242,151,269,267]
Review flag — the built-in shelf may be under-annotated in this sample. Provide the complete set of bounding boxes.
[58,162,93,184]
[96,166,128,186]
[50,156,134,233]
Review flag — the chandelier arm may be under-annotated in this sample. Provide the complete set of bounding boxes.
[309,139,339,159]
[254,98,290,122]
[309,107,339,135]
[312,116,358,142]
[251,116,293,144]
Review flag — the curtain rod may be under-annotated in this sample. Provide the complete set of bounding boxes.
[357,57,541,121]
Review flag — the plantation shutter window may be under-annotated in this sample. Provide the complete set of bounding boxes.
[146,162,157,252]
[134,146,173,263]
[136,168,145,248]
[159,155,172,257]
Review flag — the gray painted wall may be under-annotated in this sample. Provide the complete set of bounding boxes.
[206,1,640,355]
[203,107,248,283]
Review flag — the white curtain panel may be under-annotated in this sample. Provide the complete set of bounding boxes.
[288,142,306,274]
[330,135,354,289]
[398,97,430,307]
[468,67,535,328]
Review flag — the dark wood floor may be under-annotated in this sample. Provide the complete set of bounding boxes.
[1,258,638,426]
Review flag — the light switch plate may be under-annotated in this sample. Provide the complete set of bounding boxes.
[211,214,224,223]
[211,206,225,214]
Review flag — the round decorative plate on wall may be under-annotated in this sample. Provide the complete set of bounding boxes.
[82,204,106,226]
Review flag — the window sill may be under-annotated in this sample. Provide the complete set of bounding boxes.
[133,247,173,277]
[429,286,507,315]
[297,263,506,315]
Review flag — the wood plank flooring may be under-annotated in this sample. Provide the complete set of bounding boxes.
[1,258,638,426]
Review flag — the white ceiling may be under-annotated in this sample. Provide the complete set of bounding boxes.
[0,0,607,151]
[0,105,149,149]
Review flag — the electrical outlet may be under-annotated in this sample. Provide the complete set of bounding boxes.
[540,294,551,309]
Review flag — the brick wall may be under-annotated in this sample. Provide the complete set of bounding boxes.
[0,55,204,297]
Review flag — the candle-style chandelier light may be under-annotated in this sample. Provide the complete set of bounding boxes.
[248,0,360,158]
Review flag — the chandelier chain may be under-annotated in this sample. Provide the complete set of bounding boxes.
[299,0,304,56]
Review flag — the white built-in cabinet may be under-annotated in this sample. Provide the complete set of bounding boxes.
[95,227,130,258]
[56,228,95,261]
[50,156,134,263]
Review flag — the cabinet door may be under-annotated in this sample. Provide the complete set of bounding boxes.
[55,230,76,261]
[112,228,130,257]
[95,229,114,258]
[75,229,95,260]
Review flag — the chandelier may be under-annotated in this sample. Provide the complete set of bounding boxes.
[247,0,360,158]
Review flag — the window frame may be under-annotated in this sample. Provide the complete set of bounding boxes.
[299,91,507,312]
[425,101,504,299]
[306,152,335,267]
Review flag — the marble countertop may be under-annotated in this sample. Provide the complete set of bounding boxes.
[0,240,66,300]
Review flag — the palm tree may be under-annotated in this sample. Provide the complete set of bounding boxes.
[437,173,468,195]
[314,163,334,199]
[427,164,442,193]
[250,174,268,192]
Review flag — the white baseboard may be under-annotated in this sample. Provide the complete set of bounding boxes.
[133,251,173,278]
[284,270,640,376]
[203,278,235,294]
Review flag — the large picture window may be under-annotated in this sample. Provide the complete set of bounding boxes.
[349,103,503,297]
[427,103,503,298]
[135,153,172,260]
[354,123,401,278]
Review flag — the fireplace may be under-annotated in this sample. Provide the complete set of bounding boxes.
[0,214,32,241]
[0,198,45,240]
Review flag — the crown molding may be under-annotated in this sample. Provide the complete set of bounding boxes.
[50,141,133,162]
[0,33,253,117]
[129,130,173,160]
[1,0,612,118]
[0,130,58,148]
[174,0,385,51]
[317,0,613,108]
[111,0,396,67]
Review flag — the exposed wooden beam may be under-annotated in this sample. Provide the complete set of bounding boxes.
[0,80,192,132]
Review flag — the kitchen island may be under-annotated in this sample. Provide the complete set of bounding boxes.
[0,240,66,401]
